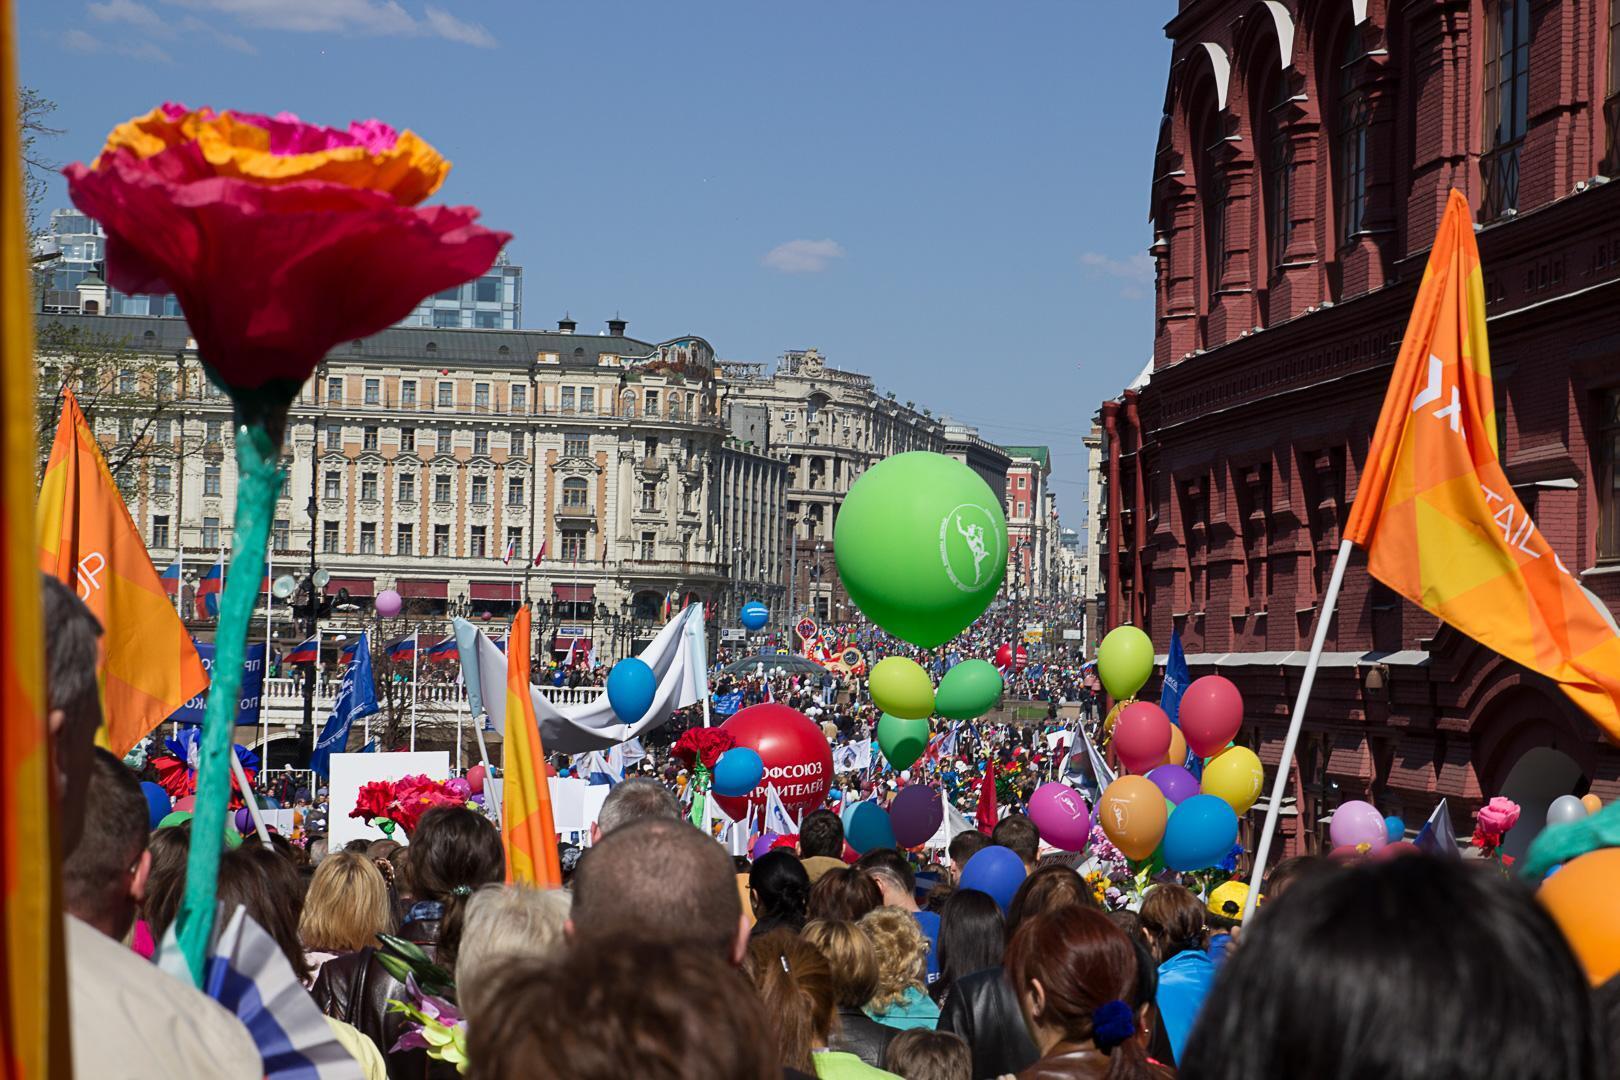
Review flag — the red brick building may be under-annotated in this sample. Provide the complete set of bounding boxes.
[1098,0,1620,860]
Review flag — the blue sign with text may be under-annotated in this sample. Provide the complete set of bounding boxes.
[168,641,266,726]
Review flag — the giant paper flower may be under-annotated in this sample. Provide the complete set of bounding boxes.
[64,103,508,409]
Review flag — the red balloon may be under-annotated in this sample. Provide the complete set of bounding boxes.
[466,764,486,795]
[994,642,1029,672]
[1114,701,1172,773]
[1180,675,1244,757]
[713,703,834,821]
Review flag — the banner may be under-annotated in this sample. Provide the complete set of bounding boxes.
[713,690,744,717]
[167,642,266,727]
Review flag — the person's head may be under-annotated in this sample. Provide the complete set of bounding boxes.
[1139,882,1206,963]
[882,1029,972,1080]
[571,818,746,964]
[1007,864,1095,932]
[743,929,838,1072]
[856,848,918,911]
[470,935,777,1080]
[1006,905,1156,1077]
[456,885,572,1020]
[947,830,991,884]
[808,866,883,923]
[1180,856,1602,1080]
[141,820,191,941]
[860,905,929,1012]
[298,850,393,954]
[42,575,104,856]
[217,843,311,983]
[936,886,1006,997]
[801,919,880,1010]
[591,776,681,842]
[748,849,810,931]
[798,809,845,860]
[1261,853,1320,901]
[405,806,504,966]
[61,749,149,939]
[990,814,1040,869]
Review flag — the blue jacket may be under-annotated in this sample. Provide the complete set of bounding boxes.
[1156,948,1216,1064]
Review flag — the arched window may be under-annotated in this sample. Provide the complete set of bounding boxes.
[1482,0,1531,219]
[1192,93,1227,300]
[1333,29,1370,243]
[561,477,589,508]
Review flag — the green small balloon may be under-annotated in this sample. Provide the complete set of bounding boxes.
[157,810,192,830]
[877,713,931,771]
[1097,624,1154,700]
[935,659,1005,720]
[835,452,1008,647]
[870,656,935,719]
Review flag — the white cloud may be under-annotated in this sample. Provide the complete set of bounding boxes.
[422,6,495,47]
[1078,251,1155,300]
[60,27,172,61]
[88,0,168,31]
[162,0,495,45]
[762,239,846,274]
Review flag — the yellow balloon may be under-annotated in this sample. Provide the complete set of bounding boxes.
[1104,700,1127,738]
[1201,745,1264,815]
[1582,793,1603,815]
[869,656,935,720]
[1164,725,1187,767]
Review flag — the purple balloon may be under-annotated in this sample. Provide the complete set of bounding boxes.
[1329,799,1389,851]
[889,785,944,848]
[750,832,781,860]
[1027,782,1092,852]
[233,806,252,834]
[1147,764,1200,805]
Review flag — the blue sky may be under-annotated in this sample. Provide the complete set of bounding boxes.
[19,0,1172,527]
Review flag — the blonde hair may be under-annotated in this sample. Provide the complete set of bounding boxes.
[456,885,572,1020]
[298,851,393,953]
[802,919,879,1007]
[859,905,928,1013]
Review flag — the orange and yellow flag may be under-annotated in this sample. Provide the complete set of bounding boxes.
[36,390,208,756]
[503,606,562,886]
[2,1,71,1073]
[1344,188,1620,740]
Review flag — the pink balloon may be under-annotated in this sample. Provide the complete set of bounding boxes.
[466,764,486,795]
[1329,799,1389,851]
[375,588,403,617]
[1114,701,1172,773]
[1180,675,1244,757]
[174,795,196,812]
[1028,782,1092,852]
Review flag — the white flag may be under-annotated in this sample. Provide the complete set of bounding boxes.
[763,784,796,836]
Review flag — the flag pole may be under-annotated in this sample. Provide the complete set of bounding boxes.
[1242,538,1354,922]
[409,633,419,752]
[260,549,272,769]
[455,673,465,773]
[472,710,499,826]
[229,750,272,849]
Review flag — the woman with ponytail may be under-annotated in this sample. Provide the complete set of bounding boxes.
[1002,906,1171,1079]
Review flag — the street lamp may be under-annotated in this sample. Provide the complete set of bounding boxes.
[271,566,341,767]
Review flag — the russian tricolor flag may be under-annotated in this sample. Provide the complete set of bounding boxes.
[338,640,361,665]
[424,636,457,663]
[159,560,181,596]
[194,556,224,617]
[386,634,418,662]
[283,637,318,666]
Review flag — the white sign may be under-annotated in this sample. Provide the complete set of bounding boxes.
[484,775,599,846]
[328,751,450,849]
[1062,629,1084,641]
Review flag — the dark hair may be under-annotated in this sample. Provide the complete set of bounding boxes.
[1006,906,1155,1080]
[991,814,1040,863]
[744,929,837,1072]
[1179,857,1602,1080]
[61,749,147,936]
[42,575,103,855]
[1261,853,1321,900]
[405,806,503,968]
[1595,974,1620,1071]
[471,937,776,1079]
[749,849,810,933]
[807,866,883,923]
[949,829,991,868]
[216,843,311,983]
[799,809,845,859]
[1139,883,1205,962]
[1007,863,1095,932]
[573,818,742,958]
[884,1029,972,1080]
[142,821,192,941]
[856,847,916,898]
[935,887,1006,1004]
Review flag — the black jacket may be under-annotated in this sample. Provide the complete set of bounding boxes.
[935,966,1039,1080]
[830,1006,895,1069]
[311,915,451,1080]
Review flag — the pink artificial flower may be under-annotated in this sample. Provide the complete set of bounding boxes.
[1476,796,1521,837]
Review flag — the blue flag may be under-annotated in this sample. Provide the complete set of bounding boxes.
[713,690,744,717]
[1160,629,1189,725]
[168,641,266,727]
[309,630,379,778]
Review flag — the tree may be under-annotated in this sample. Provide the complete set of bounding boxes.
[20,85,60,247]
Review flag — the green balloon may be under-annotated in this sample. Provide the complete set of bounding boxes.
[877,713,931,770]
[935,659,1005,720]
[157,810,192,830]
[1097,624,1154,700]
[835,452,1008,647]
[869,656,935,720]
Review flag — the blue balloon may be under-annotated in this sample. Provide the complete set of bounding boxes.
[140,781,172,831]
[847,802,897,855]
[1162,794,1240,872]
[1384,815,1406,844]
[840,798,863,832]
[712,747,765,798]
[959,845,1027,912]
[606,657,658,725]
[740,600,770,632]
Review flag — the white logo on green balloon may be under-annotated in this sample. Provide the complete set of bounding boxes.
[940,504,1000,592]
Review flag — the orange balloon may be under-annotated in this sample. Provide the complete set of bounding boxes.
[1581,793,1603,815]
[1097,775,1169,862]
[1164,726,1187,767]
[1539,848,1620,985]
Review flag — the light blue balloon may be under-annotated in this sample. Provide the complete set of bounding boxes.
[1162,794,1240,872]
[847,801,896,854]
[712,747,765,797]
[740,600,770,632]
[959,845,1027,912]
[606,657,658,725]
[1384,815,1406,844]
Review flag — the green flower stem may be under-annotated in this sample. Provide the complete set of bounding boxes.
[173,417,285,986]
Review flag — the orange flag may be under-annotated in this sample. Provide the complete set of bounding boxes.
[503,606,562,885]
[2,2,71,1074]
[1344,188,1620,740]
[36,390,209,756]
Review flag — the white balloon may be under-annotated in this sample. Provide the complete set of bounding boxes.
[1546,794,1589,826]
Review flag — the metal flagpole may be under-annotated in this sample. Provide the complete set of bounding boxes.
[229,750,272,848]
[260,550,272,770]
[409,633,420,752]
[175,540,185,618]
[455,672,465,772]
[1242,539,1354,922]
